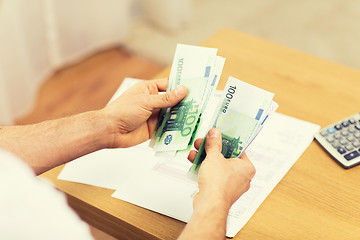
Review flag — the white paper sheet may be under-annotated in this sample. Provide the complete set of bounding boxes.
[58,77,155,190]
[111,112,320,238]
[58,78,320,238]
[58,141,156,190]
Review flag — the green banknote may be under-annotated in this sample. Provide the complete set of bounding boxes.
[151,44,219,152]
[165,56,226,158]
[188,76,276,178]
[200,56,226,112]
[152,77,208,151]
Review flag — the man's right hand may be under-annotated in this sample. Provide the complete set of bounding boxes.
[188,128,256,211]
[178,128,255,239]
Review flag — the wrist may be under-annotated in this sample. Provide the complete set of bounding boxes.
[89,109,116,149]
[194,191,231,216]
[180,191,230,240]
[196,185,234,210]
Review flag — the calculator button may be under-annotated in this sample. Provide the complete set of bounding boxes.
[347,136,356,142]
[354,132,360,139]
[320,130,328,137]
[348,126,356,133]
[332,142,341,148]
[337,147,347,154]
[339,139,348,145]
[327,127,336,134]
[341,130,349,136]
[345,145,354,151]
[334,133,342,139]
[355,124,360,131]
[349,118,356,124]
[352,141,360,148]
[334,124,342,130]
[342,121,349,128]
[326,136,335,143]
[344,150,360,161]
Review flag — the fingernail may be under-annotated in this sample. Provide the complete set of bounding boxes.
[208,128,220,138]
[175,85,186,97]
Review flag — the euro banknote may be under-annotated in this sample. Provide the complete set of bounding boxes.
[167,44,218,92]
[151,44,222,152]
[154,55,226,158]
[188,76,277,178]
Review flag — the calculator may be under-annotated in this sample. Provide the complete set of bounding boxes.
[314,113,360,169]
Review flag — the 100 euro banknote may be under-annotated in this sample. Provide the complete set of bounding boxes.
[154,56,226,159]
[151,77,209,151]
[151,44,219,151]
[188,76,277,178]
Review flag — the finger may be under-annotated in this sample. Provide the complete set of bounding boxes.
[148,85,187,109]
[204,128,222,155]
[194,138,203,150]
[187,150,198,163]
[147,109,161,136]
[153,78,169,92]
[239,152,252,165]
[237,152,256,178]
[240,152,249,161]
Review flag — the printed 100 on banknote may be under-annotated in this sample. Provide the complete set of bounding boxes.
[150,44,225,152]
[188,76,278,179]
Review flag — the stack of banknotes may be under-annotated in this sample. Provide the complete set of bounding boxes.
[149,44,278,180]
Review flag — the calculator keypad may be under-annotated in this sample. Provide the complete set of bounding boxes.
[315,114,360,168]
[326,121,360,153]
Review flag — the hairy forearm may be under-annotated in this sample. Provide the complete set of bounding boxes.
[0,110,111,174]
[178,195,230,240]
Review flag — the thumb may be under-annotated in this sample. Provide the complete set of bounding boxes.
[205,128,222,155]
[148,85,187,109]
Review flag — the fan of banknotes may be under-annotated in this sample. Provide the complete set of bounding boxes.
[149,44,278,180]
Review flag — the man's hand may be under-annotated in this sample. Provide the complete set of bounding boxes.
[0,78,185,174]
[188,128,255,210]
[179,128,255,240]
[101,78,187,148]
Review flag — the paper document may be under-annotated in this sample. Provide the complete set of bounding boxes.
[58,78,156,190]
[58,78,320,238]
[111,111,320,237]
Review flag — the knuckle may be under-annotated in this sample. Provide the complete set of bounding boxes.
[162,92,173,103]
[244,184,250,193]
[204,139,212,151]
[205,144,219,156]
[241,155,256,177]
[142,95,152,107]
[248,163,256,177]
[246,167,256,181]
[146,83,156,93]
[205,138,221,153]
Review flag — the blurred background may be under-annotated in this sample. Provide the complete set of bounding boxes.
[1,0,359,125]
[127,0,360,68]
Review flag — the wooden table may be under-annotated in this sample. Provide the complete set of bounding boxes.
[41,28,360,240]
